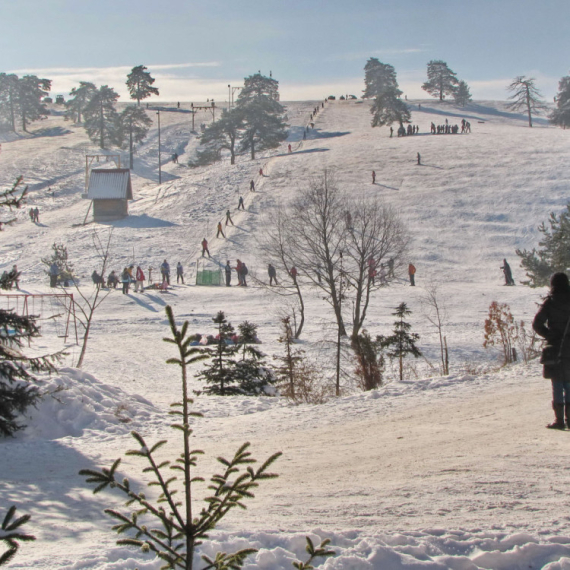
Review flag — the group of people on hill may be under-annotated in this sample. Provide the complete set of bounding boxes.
[88,260,186,294]
[225,259,249,286]
[394,124,420,137]
[28,207,40,223]
[1,265,20,290]
[430,118,471,135]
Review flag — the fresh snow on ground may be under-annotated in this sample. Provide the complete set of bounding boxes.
[1,99,570,568]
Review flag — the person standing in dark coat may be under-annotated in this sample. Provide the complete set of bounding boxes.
[225,260,232,286]
[501,259,515,286]
[533,272,570,429]
[268,264,278,286]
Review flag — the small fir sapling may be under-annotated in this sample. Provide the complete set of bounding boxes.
[0,506,36,566]
[196,311,238,395]
[378,302,421,381]
[80,306,333,569]
[234,321,276,395]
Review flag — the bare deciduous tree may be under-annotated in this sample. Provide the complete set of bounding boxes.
[70,230,113,368]
[507,76,547,128]
[285,172,408,339]
[257,207,306,338]
[421,283,449,375]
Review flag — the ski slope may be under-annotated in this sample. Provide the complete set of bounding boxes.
[2,99,570,569]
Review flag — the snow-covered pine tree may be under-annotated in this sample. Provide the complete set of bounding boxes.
[126,65,159,106]
[550,76,570,129]
[378,302,421,382]
[453,80,472,107]
[0,74,20,132]
[516,204,570,287]
[234,321,276,395]
[0,307,61,436]
[116,106,152,168]
[193,107,243,166]
[196,311,240,395]
[507,76,546,128]
[16,75,51,132]
[64,81,96,124]
[236,73,288,160]
[0,505,35,566]
[83,85,120,149]
[422,60,459,101]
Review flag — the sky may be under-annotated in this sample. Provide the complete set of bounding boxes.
[1,0,568,103]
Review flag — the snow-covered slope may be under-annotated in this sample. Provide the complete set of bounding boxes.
[2,99,570,569]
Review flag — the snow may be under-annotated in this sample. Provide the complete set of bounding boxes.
[2,98,570,568]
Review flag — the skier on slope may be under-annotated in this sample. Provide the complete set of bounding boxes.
[216,221,226,238]
[225,209,234,226]
[238,196,245,210]
[202,238,211,258]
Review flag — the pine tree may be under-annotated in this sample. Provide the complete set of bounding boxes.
[236,73,288,160]
[363,58,399,99]
[0,74,19,132]
[352,330,384,391]
[65,81,96,123]
[371,88,411,127]
[453,80,472,107]
[83,85,120,149]
[0,506,35,566]
[363,58,411,128]
[126,65,159,106]
[274,316,303,398]
[41,242,74,284]
[194,107,243,166]
[234,321,276,395]
[507,76,546,127]
[378,302,421,381]
[16,75,51,132]
[196,311,239,395]
[0,176,28,228]
[550,76,570,129]
[116,106,152,168]
[422,60,459,101]
[0,308,61,437]
[516,204,570,287]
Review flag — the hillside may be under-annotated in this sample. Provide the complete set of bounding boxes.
[2,99,570,569]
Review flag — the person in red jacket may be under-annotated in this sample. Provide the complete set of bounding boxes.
[408,262,416,286]
[290,266,298,283]
[135,265,145,292]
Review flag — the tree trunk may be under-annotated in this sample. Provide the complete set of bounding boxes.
[9,94,16,132]
[100,100,105,149]
[129,123,134,169]
[526,88,533,127]
[251,137,255,160]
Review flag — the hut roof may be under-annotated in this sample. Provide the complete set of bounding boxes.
[87,169,133,200]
